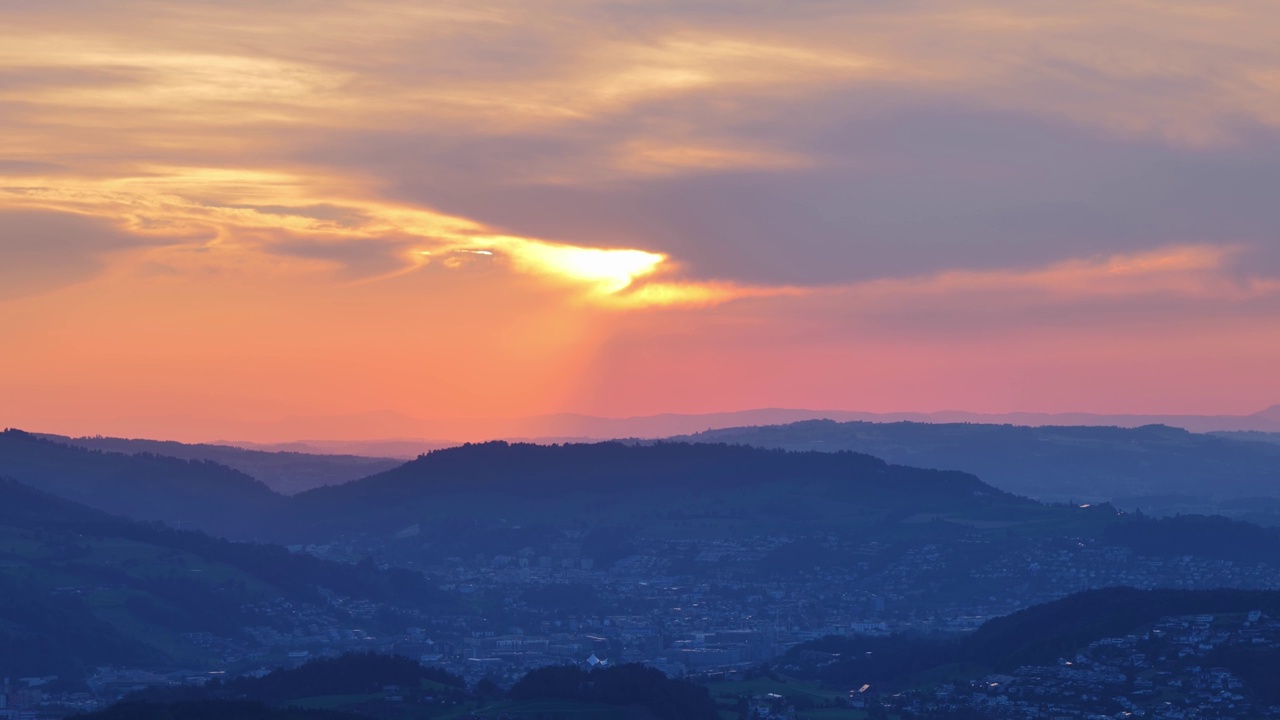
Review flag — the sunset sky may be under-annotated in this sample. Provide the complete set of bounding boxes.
[3,0,1279,442]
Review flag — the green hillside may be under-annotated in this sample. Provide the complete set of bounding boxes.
[0,429,284,539]
[285,441,1040,543]
[781,586,1280,689]
[0,478,446,685]
[122,655,716,720]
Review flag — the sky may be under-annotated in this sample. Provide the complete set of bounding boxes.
[2,0,1279,442]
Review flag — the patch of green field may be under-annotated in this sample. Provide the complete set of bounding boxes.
[11,532,284,597]
[1209,612,1251,628]
[639,518,758,540]
[74,539,278,594]
[90,597,212,665]
[705,676,845,704]
[0,527,306,670]
[285,694,381,710]
[892,502,1121,541]
[509,699,636,720]
[0,528,47,557]
[795,708,857,720]
[435,699,639,720]
[421,678,462,693]
[900,662,987,692]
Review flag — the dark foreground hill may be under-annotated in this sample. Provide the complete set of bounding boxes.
[34,432,401,494]
[110,653,716,720]
[121,653,467,708]
[673,421,1280,512]
[73,700,362,720]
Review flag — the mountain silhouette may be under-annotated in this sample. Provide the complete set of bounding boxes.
[0,429,285,539]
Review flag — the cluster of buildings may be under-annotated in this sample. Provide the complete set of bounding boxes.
[0,676,97,719]
[12,523,1280,716]
[359,529,1280,683]
[129,527,1280,689]
[897,611,1280,718]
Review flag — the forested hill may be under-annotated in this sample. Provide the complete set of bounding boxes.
[124,652,467,707]
[113,653,716,720]
[0,429,284,539]
[1,433,1032,543]
[0,477,442,608]
[0,478,447,683]
[284,440,1024,537]
[785,587,1280,688]
[673,420,1280,507]
[963,586,1280,670]
[298,440,998,498]
[33,432,401,495]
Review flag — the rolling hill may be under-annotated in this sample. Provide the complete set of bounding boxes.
[0,429,285,539]
[283,440,1033,541]
[1,433,1048,545]
[783,586,1280,687]
[33,432,402,495]
[0,477,445,684]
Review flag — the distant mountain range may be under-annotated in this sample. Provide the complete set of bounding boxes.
[505,404,1280,439]
[671,421,1280,514]
[32,405,1280,453]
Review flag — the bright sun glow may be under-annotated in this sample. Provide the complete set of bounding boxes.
[506,242,667,294]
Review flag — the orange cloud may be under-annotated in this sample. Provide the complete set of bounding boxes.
[854,245,1259,301]
[0,168,686,303]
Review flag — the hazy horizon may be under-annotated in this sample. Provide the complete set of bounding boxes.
[12,402,1280,449]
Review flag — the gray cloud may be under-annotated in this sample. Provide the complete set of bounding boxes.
[264,237,420,279]
[304,93,1280,287]
[827,285,1280,342]
[7,0,1280,293]
[0,66,144,91]
[223,203,373,227]
[0,160,63,173]
[0,210,170,299]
